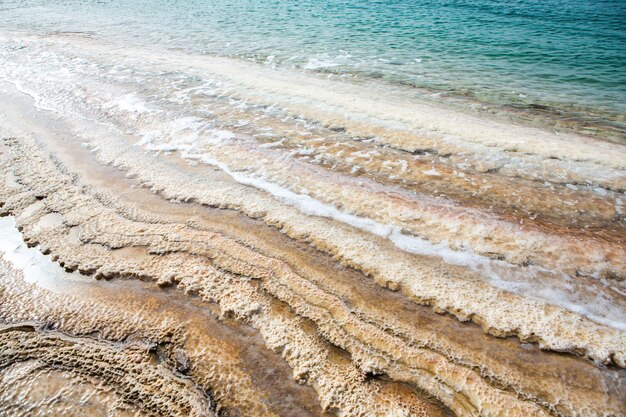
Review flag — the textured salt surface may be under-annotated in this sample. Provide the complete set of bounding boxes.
[0,33,625,417]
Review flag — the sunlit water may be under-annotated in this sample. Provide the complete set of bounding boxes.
[1,0,625,139]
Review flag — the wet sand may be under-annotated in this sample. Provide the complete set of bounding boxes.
[0,34,625,417]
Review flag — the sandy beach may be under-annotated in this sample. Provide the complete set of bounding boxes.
[0,32,625,417]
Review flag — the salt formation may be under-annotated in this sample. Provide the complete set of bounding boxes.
[0,34,624,417]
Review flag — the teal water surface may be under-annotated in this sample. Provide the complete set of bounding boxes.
[1,0,625,137]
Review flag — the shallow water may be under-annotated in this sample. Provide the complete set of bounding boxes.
[0,0,625,139]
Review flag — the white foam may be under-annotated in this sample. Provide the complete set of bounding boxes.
[303,58,340,70]
[104,93,154,113]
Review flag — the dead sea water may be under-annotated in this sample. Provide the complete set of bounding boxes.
[0,2,625,417]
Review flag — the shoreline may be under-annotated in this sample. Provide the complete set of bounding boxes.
[3,29,626,143]
[0,30,625,417]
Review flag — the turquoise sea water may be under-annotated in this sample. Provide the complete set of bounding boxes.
[1,0,625,138]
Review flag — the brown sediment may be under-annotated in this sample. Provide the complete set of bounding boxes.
[0,34,625,417]
[0,257,327,417]
[0,327,216,417]
[0,363,148,417]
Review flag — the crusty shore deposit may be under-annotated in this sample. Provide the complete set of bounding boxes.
[0,34,625,417]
